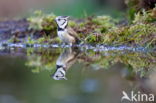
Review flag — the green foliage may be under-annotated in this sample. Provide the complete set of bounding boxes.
[85,34,97,43]
[92,16,117,32]
[26,48,156,77]
[27,10,57,34]
[102,22,156,47]
[27,10,43,30]
[71,16,117,44]
[8,35,21,43]
[133,9,156,23]
[24,9,156,47]
[88,50,156,77]
[25,36,61,44]
[68,20,77,27]
[93,8,156,47]
[125,0,139,21]
[26,36,36,44]
[26,48,61,73]
[125,0,156,22]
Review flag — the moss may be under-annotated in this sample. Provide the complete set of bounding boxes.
[24,35,61,45]
[26,48,156,77]
[83,8,156,47]
[133,9,156,23]
[27,10,57,36]
[12,8,154,47]
[26,36,36,44]
[68,20,77,27]
[26,48,61,73]
[102,22,156,47]
[48,37,61,44]
[8,35,21,43]
[125,0,156,21]
[85,34,97,43]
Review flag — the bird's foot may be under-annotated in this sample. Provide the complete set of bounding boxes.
[61,43,66,48]
[69,43,73,47]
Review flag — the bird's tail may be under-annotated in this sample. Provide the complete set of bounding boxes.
[76,39,81,44]
[76,38,84,45]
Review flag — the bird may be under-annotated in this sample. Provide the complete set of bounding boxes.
[55,16,80,46]
[52,48,80,80]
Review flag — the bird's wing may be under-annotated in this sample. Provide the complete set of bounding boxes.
[67,27,80,40]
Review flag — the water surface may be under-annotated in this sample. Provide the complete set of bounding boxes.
[0,45,156,103]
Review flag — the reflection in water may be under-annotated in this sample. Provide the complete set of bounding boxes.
[25,48,60,73]
[52,48,80,80]
[0,47,156,103]
[25,47,156,80]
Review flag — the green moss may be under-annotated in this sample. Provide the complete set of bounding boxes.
[85,34,97,43]
[23,9,156,47]
[125,0,156,22]
[8,35,21,43]
[125,0,139,21]
[84,8,156,47]
[27,10,57,36]
[101,23,156,47]
[133,9,156,23]
[26,48,61,73]
[24,35,61,45]
[26,48,156,77]
[26,36,36,44]
[68,21,77,27]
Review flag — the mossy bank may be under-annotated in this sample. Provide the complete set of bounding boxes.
[2,7,156,48]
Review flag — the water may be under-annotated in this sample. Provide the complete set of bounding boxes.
[0,44,156,103]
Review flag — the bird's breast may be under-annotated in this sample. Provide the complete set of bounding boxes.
[57,31,75,44]
[58,31,65,40]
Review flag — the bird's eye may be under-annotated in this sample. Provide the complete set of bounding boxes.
[58,19,61,21]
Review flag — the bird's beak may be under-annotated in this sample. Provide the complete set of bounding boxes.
[63,77,68,80]
[65,16,70,19]
[51,74,56,80]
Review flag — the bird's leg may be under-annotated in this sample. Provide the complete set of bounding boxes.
[61,42,66,48]
[69,43,73,47]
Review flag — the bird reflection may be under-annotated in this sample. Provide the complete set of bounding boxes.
[52,48,80,80]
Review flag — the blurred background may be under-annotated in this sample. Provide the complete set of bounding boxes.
[0,0,126,18]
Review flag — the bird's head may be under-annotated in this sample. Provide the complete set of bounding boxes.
[55,16,69,30]
[52,66,67,80]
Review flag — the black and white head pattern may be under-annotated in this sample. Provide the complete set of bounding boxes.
[52,66,67,80]
[55,16,69,30]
